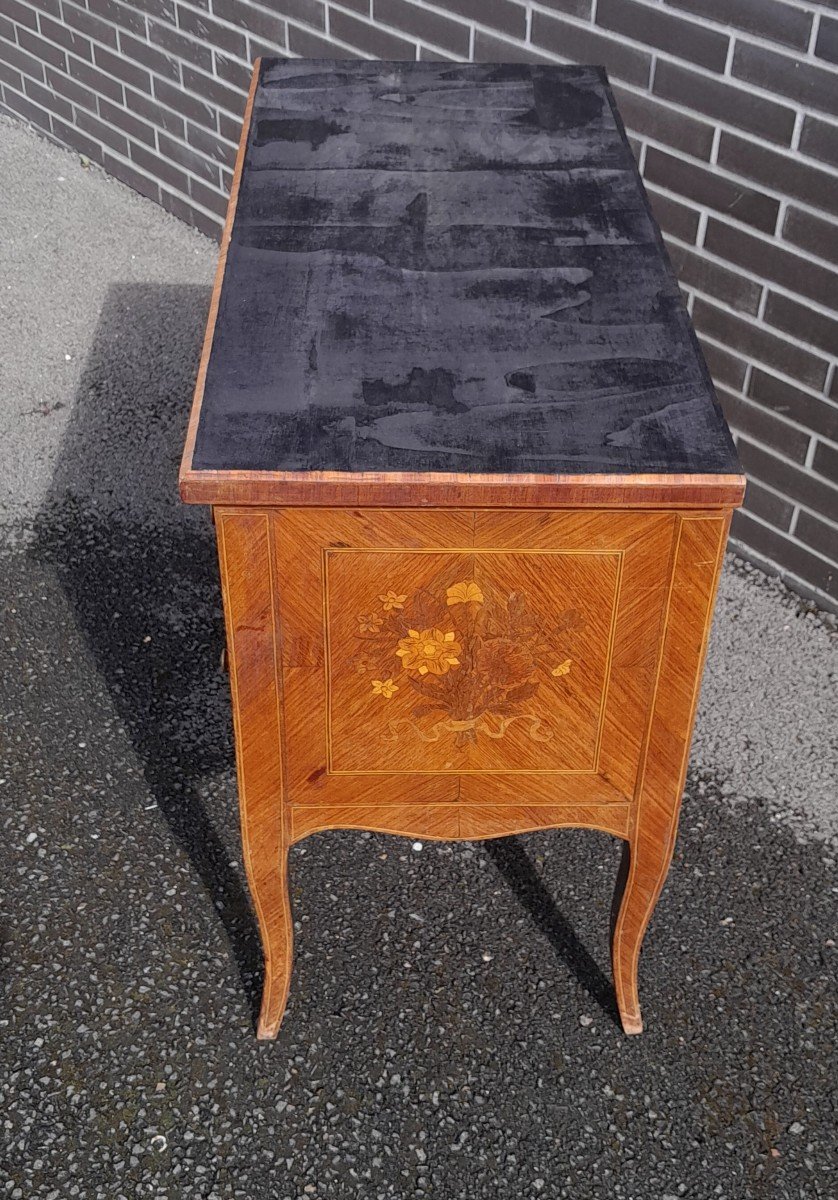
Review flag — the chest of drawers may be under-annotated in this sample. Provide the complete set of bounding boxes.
[180,59,744,1039]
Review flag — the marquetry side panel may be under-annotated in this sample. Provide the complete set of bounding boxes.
[635,515,730,870]
[457,804,630,841]
[261,507,677,813]
[274,508,464,810]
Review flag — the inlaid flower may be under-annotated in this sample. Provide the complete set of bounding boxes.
[358,612,383,633]
[396,628,462,676]
[446,581,484,606]
[379,591,407,611]
[476,638,534,687]
[551,659,572,677]
[371,678,399,698]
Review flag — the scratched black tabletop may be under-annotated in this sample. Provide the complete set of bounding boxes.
[191,59,739,477]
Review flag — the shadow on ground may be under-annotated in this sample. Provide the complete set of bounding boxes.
[486,837,621,1027]
[30,284,265,1015]
[28,282,621,1034]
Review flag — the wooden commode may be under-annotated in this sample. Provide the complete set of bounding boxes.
[180,59,745,1039]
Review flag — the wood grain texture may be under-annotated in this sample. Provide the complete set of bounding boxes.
[261,507,676,809]
[212,503,735,1038]
[183,470,745,508]
[180,59,744,509]
[610,513,730,1035]
[216,511,291,1040]
[292,803,631,842]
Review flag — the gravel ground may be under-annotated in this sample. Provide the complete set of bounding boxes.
[1,115,836,1199]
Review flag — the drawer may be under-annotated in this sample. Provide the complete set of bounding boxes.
[260,508,678,811]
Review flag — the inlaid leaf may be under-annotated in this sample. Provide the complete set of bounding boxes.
[412,587,448,628]
[504,681,539,703]
[555,608,584,635]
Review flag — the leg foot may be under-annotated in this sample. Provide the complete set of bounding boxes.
[257,1002,284,1041]
[620,1012,643,1036]
[250,840,293,1041]
[611,829,677,1036]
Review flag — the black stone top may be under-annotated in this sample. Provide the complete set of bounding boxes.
[191,59,740,478]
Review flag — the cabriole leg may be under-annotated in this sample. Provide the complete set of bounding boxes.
[216,508,291,1040]
[248,833,293,1041]
[610,514,730,1035]
[610,821,678,1035]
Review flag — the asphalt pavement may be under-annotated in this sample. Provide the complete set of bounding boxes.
[1,114,836,1199]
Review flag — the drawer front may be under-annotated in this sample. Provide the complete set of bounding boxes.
[263,508,677,810]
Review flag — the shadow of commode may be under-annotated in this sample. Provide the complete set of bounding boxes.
[31,282,264,1021]
[29,280,621,1032]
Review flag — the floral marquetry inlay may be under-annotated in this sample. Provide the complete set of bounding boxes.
[353,577,583,748]
[322,542,625,777]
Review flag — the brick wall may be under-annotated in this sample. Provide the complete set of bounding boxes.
[2,0,837,611]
